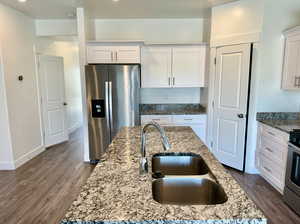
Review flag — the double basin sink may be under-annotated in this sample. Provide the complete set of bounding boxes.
[151,152,228,205]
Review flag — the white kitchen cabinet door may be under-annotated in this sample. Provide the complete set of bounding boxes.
[282,34,300,90]
[87,46,114,64]
[172,46,206,88]
[141,47,172,88]
[115,46,140,64]
[87,45,140,64]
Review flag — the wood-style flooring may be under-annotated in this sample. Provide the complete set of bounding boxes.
[1,129,300,224]
[228,168,300,224]
[0,129,95,224]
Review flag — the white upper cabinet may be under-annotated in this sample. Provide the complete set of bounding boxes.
[172,46,206,87]
[141,45,207,88]
[141,47,172,88]
[87,45,140,64]
[282,27,300,90]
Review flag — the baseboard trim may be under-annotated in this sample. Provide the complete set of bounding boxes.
[68,122,82,134]
[0,161,15,170]
[14,145,45,169]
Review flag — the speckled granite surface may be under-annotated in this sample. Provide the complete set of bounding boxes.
[62,127,266,224]
[258,120,300,133]
[140,104,206,115]
[257,112,300,133]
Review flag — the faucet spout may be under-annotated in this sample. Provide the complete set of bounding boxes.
[140,122,171,175]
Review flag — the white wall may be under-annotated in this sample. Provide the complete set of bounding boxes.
[211,0,264,46]
[93,19,206,43]
[35,38,82,133]
[35,19,77,36]
[141,88,201,104]
[0,3,44,168]
[257,0,300,112]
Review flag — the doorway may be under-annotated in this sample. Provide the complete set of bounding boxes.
[211,43,252,171]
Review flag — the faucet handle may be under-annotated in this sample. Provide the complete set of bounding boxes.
[139,157,148,175]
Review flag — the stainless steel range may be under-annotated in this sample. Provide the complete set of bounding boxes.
[284,129,300,215]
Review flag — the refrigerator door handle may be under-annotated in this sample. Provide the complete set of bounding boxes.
[105,82,111,139]
[109,81,113,131]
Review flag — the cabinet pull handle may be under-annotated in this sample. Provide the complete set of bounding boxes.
[111,52,114,61]
[266,147,273,153]
[173,77,175,86]
[115,52,118,61]
[264,166,272,173]
[184,119,193,121]
[168,77,171,86]
[152,119,161,121]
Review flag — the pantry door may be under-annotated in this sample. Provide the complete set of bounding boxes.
[212,44,251,171]
[38,55,68,147]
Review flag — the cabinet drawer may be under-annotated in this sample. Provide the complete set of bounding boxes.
[141,115,172,126]
[260,154,285,191]
[260,136,288,165]
[173,115,206,124]
[261,123,289,145]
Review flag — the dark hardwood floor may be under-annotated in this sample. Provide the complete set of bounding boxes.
[1,129,300,224]
[0,129,95,224]
[228,168,300,224]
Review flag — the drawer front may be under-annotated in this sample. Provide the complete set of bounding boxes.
[259,154,285,191]
[173,115,207,124]
[261,123,289,145]
[260,135,288,165]
[141,115,172,126]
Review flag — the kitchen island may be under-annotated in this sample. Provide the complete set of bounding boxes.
[62,127,266,224]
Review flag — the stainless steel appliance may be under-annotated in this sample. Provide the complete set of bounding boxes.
[284,129,300,215]
[85,64,141,163]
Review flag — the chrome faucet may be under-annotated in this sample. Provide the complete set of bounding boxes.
[140,122,171,175]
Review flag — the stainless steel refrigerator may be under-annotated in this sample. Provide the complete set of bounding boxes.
[85,64,141,162]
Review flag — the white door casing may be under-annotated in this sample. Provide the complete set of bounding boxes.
[38,55,68,147]
[212,44,251,171]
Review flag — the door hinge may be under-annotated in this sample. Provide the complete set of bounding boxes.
[214,57,217,65]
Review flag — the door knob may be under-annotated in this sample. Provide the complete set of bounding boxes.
[63,102,68,106]
[237,114,244,118]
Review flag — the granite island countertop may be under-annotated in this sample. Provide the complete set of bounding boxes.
[62,127,266,224]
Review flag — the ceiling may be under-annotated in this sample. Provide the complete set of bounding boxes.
[0,0,238,19]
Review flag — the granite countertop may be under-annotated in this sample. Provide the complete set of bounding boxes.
[62,127,266,224]
[140,104,206,115]
[258,119,300,133]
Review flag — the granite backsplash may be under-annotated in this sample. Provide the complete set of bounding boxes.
[256,112,300,121]
[140,104,206,115]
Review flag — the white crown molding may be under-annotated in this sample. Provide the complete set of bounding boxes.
[210,32,261,47]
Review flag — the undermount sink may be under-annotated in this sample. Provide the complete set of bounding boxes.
[152,177,228,205]
[152,152,209,176]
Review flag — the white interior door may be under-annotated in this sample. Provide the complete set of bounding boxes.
[212,44,251,171]
[38,55,68,147]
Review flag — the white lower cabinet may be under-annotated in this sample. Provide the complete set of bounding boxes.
[141,114,207,144]
[256,122,289,194]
